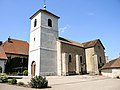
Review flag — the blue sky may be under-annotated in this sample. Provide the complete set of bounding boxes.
[0,0,120,60]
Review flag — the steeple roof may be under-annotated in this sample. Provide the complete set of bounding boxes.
[30,9,60,19]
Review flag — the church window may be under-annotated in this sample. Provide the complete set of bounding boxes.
[34,19,37,27]
[48,19,52,27]
[34,37,35,41]
[69,54,72,63]
[80,56,83,63]
[98,45,100,49]
[100,56,102,63]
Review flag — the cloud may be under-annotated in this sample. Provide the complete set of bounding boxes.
[59,24,70,33]
[23,31,27,34]
[88,12,94,16]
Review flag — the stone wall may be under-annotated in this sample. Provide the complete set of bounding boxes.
[85,47,95,74]
[61,42,86,75]
[85,41,105,75]
[29,10,59,76]
[101,68,120,78]
[94,42,106,65]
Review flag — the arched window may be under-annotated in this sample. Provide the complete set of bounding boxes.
[34,37,35,41]
[68,54,72,63]
[48,19,52,27]
[34,19,37,27]
[80,56,83,63]
[100,57,102,63]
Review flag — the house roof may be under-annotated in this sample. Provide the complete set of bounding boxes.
[30,9,60,19]
[1,38,29,56]
[82,39,105,49]
[58,37,84,48]
[101,58,120,70]
[0,46,7,60]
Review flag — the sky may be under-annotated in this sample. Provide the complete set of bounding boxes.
[0,0,120,60]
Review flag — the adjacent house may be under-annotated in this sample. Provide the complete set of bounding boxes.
[101,57,120,78]
[0,38,29,74]
[0,46,7,73]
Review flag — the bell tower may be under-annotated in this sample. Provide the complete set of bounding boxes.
[28,8,60,76]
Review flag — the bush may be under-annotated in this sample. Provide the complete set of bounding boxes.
[29,76,48,88]
[18,82,24,86]
[17,72,23,76]
[0,73,8,83]
[0,66,2,73]
[23,70,28,76]
[116,76,120,79]
[8,78,17,85]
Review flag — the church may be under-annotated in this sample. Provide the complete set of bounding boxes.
[28,8,106,76]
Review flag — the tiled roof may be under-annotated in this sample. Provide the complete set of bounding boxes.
[1,38,29,55]
[58,37,84,48]
[82,39,98,48]
[58,37,105,49]
[101,58,120,69]
[82,39,105,49]
[0,46,7,60]
[30,9,60,19]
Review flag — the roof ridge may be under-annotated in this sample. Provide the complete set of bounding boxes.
[10,38,28,43]
[59,37,82,44]
[58,37,84,47]
[111,57,120,66]
[82,39,99,44]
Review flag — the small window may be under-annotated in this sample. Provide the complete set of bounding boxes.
[80,56,83,63]
[98,46,100,49]
[100,57,102,63]
[34,19,37,27]
[48,19,52,27]
[34,37,35,41]
[69,54,72,63]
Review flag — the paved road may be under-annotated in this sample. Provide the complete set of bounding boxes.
[0,76,120,90]
[50,78,120,90]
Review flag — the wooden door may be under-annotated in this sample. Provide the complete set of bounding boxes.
[31,61,36,76]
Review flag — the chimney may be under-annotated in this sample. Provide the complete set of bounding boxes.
[0,41,2,46]
[8,36,11,42]
[105,56,109,63]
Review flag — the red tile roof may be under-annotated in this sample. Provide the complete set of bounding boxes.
[0,46,7,60]
[58,37,105,50]
[58,37,84,48]
[101,58,120,70]
[1,38,29,55]
[82,39,105,49]
[82,39,98,47]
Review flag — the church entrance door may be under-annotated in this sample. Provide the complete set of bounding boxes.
[31,61,36,76]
